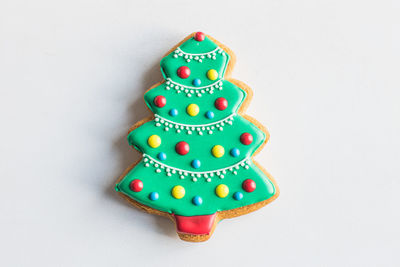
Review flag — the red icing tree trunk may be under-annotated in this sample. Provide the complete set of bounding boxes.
[174,213,217,235]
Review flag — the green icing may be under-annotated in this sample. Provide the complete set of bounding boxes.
[160,37,229,88]
[116,160,275,216]
[116,35,277,217]
[143,80,245,126]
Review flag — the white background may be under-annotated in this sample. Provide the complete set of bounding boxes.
[1,0,399,266]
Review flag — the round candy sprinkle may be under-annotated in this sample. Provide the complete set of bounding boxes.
[175,141,190,155]
[192,196,203,206]
[186,104,199,116]
[207,69,218,80]
[157,152,167,161]
[169,108,178,117]
[242,179,256,192]
[240,133,253,145]
[230,148,240,157]
[192,78,201,87]
[233,192,243,200]
[149,192,159,201]
[147,135,161,148]
[129,179,143,192]
[191,159,201,169]
[153,95,166,108]
[212,145,225,158]
[177,66,190,79]
[215,184,229,198]
[205,111,214,119]
[171,185,185,199]
[215,97,228,110]
[194,32,205,42]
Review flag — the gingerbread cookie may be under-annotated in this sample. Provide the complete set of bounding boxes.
[115,32,279,242]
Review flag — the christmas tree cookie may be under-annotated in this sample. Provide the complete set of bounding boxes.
[115,32,279,242]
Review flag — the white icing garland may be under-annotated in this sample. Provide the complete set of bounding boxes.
[173,47,224,62]
[142,153,251,182]
[165,78,223,97]
[154,114,235,135]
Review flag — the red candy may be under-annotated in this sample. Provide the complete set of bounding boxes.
[130,179,143,192]
[242,179,256,192]
[240,133,253,145]
[153,95,166,108]
[175,141,190,155]
[214,97,228,110]
[177,66,191,79]
[194,32,205,42]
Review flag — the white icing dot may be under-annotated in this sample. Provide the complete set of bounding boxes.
[207,54,211,58]
[166,86,170,90]
[192,178,197,182]
[179,52,183,56]
[208,130,213,134]
[187,94,192,97]
[180,175,184,179]
[212,56,216,60]
[233,171,238,175]
[200,55,205,59]
[199,59,202,63]
[240,163,245,167]
[197,93,202,97]
[194,56,199,60]
[177,129,181,133]
[167,173,172,177]
[207,178,212,182]
[220,175,224,179]
[172,170,176,174]
[173,54,178,58]
[186,59,191,62]
[199,131,203,135]
[245,165,250,169]
[166,168,170,172]
[144,158,148,162]
[156,169,161,173]
[144,163,150,167]
[219,128,223,131]
[204,174,208,178]
[188,130,192,135]
[156,123,161,127]
[210,173,214,177]
[235,166,239,170]
[155,117,160,122]
[150,160,154,164]
[166,81,170,85]
[154,164,159,168]
[201,90,205,93]
[184,55,188,59]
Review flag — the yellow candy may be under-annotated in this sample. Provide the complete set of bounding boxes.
[215,184,229,198]
[211,145,225,158]
[171,185,185,199]
[207,69,218,80]
[186,104,199,116]
[147,135,161,148]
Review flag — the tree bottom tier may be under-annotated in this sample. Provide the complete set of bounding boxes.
[115,158,276,217]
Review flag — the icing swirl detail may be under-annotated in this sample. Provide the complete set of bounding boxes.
[154,114,235,135]
[142,153,251,182]
[165,78,223,97]
[173,47,225,62]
